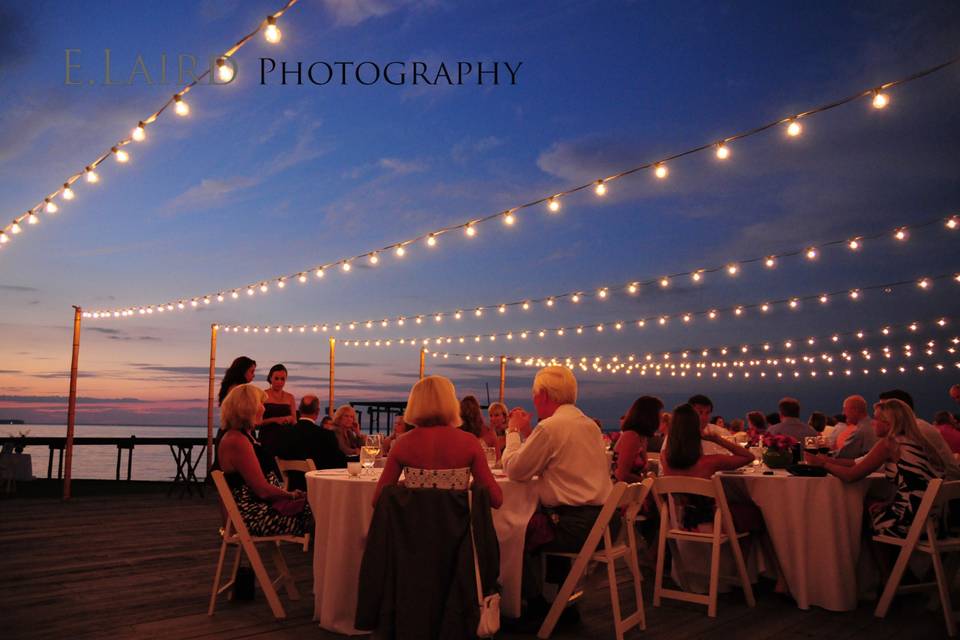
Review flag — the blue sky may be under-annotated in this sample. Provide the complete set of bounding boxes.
[1,0,959,427]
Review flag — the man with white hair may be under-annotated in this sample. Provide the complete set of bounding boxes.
[502,366,612,627]
[835,395,877,459]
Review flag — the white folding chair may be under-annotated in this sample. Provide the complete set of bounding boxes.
[537,478,654,640]
[874,479,960,636]
[208,470,309,619]
[652,475,755,617]
[274,457,317,490]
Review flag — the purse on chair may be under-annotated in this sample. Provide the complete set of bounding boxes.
[469,492,501,638]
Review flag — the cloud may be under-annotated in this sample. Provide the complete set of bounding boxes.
[0,284,38,292]
[0,395,148,404]
[451,136,505,163]
[377,157,427,175]
[320,0,428,27]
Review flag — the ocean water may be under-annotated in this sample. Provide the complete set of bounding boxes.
[5,424,210,481]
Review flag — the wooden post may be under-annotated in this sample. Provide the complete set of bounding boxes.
[328,337,336,416]
[499,356,506,404]
[419,347,426,380]
[63,306,82,501]
[206,324,218,474]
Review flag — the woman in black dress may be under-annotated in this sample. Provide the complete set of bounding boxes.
[261,364,296,426]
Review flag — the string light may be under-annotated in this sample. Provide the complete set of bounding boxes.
[872,89,890,109]
[547,198,561,213]
[503,210,516,225]
[716,143,730,160]
[85,167,99,184]
[427,234,437,247]
[44,199,58,214]
[654,163,668,179]
[894,227,908,241]
[132,122,146,142]
[113,147,129,163]
[594,180,607,196]
[264,16,282,43]
[216,57,235,83]
[11,48,957,257]
[26,212,38,225]
[173,95,190,117]
[61,184,75,200]
[786,119,803,137]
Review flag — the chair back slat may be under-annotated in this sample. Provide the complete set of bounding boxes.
[274,458,317,490]
[654,475,716,499]
[211,470,253,541]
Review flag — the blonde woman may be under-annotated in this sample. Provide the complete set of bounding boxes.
[217,384,311,536]
[488,401,509,455]
[332,404,365,456]
[373,376,503,508]
[805,398,948,537]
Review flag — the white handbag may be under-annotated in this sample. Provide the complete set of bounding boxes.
[469,492,501,638]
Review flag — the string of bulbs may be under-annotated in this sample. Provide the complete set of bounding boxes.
[217,273,959,341]
[85,211,959,320]
[0,0,299,249]
[75,53,960,315]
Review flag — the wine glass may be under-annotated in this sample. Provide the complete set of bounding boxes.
[360,435,381,475]
[803,436,819,462]
[749,446,763,473]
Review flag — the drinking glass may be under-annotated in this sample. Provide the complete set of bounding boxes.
[803,436,819,461]
[360,435,381,475]
[483,445,497,468]
[817,435,831,455]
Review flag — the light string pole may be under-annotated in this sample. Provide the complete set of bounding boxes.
[328,337,336,417]
[206,323,218,473]
[63,305,82,501]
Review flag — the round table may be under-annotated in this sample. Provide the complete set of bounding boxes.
[719,469,886,611]
[306,469,539,635]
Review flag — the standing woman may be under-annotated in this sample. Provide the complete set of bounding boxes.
[218,356,257,406]
[261,364,296,427]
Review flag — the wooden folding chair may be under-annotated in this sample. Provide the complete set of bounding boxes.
[652,475,755,618]
[274,457,317,490]
[874,479,960,636]
[208,470,309,620]
[537,478,654,640]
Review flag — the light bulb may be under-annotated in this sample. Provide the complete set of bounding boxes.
[395,245,406,257]
[727,264,739,275]
[85,167,99,183]
[659,277,669,288]
[62,184,75,200]
[691,271,702,283]
[259,283,268,293]
[368,252,379,264]
[132,122,146,142]
[764,256,776,268]
[427,234,437,247]
[298,273,307,283]
[805,247,818,260]
[872,90,889,109]
[113,147,129,163]
[174,95,189,116]
[0,231,7,243]
[894,228,908,241]
[277,278,285,288]
[918,278,931,289]
[503,211,516,225]
[315,268,325,278]
[26,212,38,225]
[628,283,638,294]
[946,217,959,230]
[342,262,351,272]
[264,17,282,43]
[654,163,668,179]
[45,199,58,214]
[598,288,608,298]
[465,224,476,237]
[217,58,234,83]
[786,120,802,137]
[594,180,607,196]
[716,143,730,160]
[848,238,860,250]
[547,198,560,212]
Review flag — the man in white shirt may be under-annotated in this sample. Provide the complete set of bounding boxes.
[501,366,612,623]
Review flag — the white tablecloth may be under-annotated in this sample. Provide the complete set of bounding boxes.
[719,470,885,611]
[306,469,538,635]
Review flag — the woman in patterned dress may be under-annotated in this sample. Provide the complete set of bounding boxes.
[805,398,949,537]
[217,384,312,536]
[373,376,503,508]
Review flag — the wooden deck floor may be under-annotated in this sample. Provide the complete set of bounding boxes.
[0,488,951,640]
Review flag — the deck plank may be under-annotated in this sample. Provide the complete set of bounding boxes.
[0,490,951,639]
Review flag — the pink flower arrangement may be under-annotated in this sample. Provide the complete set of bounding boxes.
[761,433,797,453]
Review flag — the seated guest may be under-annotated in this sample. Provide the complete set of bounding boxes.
[835,395,877,459]
[805,399,949,537]
[381,414,413,456]
[287,395,346,472]
[713,416,726,431]
[373,376,502,508]
[768,397,817,440]
[216,384,311,536]
[648,411,672,452]
[729,418,745,433]
[488,401,509,455]
[808,412,827,434]
[766,412,781,427]
[319,415,333,430]
[878,389,960,479]
[934,411,960,455]
[218,356,256,406]
[461,395,499,450]
[332,404,364,456]
[661,404,755,478]
[613,396,663,483]
[746,411,767,433]
[501,366,611,622]
[666,394,729,455]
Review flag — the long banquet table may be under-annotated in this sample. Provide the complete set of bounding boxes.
[306,468,539,635]
[718,469,886,611]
